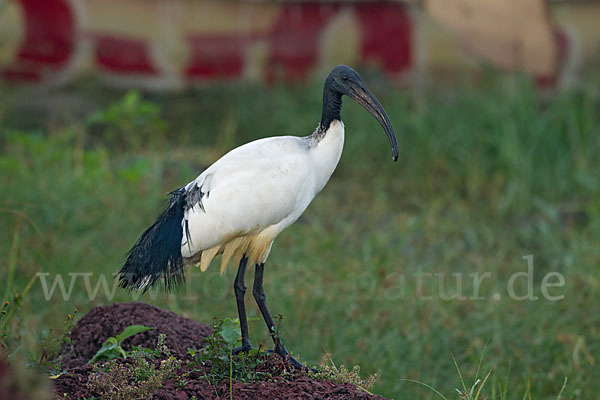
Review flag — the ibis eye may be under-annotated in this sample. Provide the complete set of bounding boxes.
[342,75,348,81]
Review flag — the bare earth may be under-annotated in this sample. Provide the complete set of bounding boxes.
[54,302,387,400]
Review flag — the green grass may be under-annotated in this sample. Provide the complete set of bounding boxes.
[0,75,599,399]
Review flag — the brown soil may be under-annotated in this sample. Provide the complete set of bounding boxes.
[53,302,387,400]
[60,302,212,369]
[0,357,29,400]
[0,352,53,400]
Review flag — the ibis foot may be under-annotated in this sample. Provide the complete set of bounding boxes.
[270,345,317,372]
[232,342,253,355]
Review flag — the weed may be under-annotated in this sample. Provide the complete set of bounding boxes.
[187,317,285,386]
[307,353,380,394]
[86,90,167,149]
[450,351,494,400]
[88,325,154,363]
[186,316,384,396]
[86,334,181,400]
[34,309,78,371]
[177,377,188,388]
[399,347,566,400]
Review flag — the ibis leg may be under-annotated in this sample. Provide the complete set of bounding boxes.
[253,263,306,370]
[233,256,252,354]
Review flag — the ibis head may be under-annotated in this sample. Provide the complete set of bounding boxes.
[321,65,399,162]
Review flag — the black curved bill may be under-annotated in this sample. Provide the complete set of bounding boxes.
[348,84,399,162]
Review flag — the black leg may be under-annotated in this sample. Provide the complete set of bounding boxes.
[233,255,252,353]
[253,263,307,370]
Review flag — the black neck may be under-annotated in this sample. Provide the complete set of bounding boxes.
[319,85,342,132]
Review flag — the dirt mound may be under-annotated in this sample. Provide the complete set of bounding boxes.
[155,375,382,400]
[60,302,212,369]
[54,302,386,400]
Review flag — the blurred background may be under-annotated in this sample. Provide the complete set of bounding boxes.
[0,0,599,398]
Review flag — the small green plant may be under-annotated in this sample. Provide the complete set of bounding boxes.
[307,352,380,394]
[46,311,77,379]
[189,316,380,396]
[187,317,276,387]
[34,309,78,373]
[87,334,181,400]
[88,325,154,363]
[451,352,493,400]
[86,90,168,149]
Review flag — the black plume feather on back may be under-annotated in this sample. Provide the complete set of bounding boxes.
[118,187,187,292]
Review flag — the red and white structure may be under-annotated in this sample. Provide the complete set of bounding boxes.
[0,0,597,88]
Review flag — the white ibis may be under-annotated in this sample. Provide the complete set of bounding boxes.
[118,65,398,368]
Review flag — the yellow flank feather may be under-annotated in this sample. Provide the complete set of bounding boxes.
[200,246,220,272]
[247,226,277,266]
[193,226,279,274]
[220,236,250,275]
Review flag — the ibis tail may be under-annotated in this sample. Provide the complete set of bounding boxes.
[118,188,187,291]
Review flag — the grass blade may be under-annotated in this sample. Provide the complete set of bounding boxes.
[401,378,449,400]
[475,367,495,400]
[3,217,21,305]
[475,338,490,382]
[556,377,568,400]
[451,352,467,393]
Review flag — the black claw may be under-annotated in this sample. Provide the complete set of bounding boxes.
[232,343,253,355]
[271,346,317,372]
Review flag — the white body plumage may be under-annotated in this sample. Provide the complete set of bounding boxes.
[119,65,397,298]
[181,120,345,273]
